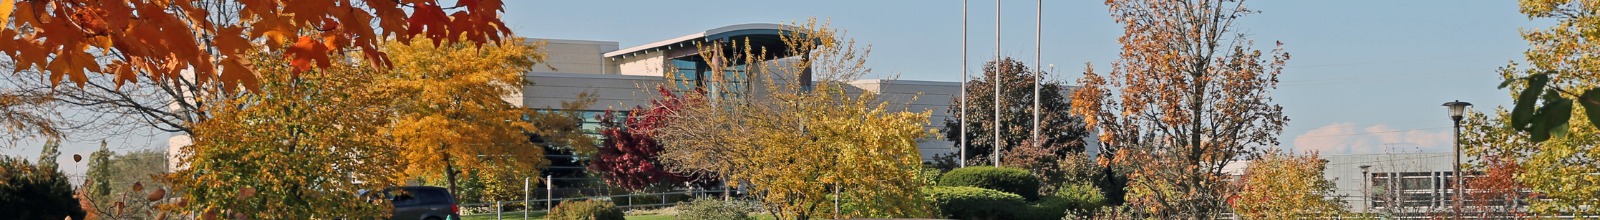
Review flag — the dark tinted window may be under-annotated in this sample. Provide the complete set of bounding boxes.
[390,190,419,206]
[408,188,454,204]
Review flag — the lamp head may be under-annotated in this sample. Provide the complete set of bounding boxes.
[1442,100,1473,122]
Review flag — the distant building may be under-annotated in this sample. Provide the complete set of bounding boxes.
[1233,152,1535,218]
[517,23,1037,165]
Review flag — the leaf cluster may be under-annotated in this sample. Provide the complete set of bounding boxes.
[0,0,514,92]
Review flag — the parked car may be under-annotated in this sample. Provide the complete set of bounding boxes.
[367,186,460,220]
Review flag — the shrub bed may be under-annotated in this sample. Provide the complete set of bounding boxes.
[547,199,624,220]
[675,198,756,220]
[937,166,1041,200]
[922,186,1024,220]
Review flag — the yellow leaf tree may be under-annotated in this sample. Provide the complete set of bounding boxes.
[165,50,402,219]
[1474,0,1600,216]
[382,37,592,198]
[654,19,932,220]
[1229,151,1345,219]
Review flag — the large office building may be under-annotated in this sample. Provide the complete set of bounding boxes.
[513,23,968,162]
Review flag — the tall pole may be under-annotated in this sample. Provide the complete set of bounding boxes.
[545,175,552,211]
[1453,117,1463,219]
[524,177,530,220]
[993,0,1002,167]
[960,0,968,168]
[1032,0,1041,149]
[1360,165,1371,213]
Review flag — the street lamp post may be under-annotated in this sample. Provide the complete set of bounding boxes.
[1360,165,1372,213]
[1443,100,1472,218]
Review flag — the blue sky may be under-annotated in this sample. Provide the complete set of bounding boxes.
[503,0,1534,154]
[1,1,1544,175]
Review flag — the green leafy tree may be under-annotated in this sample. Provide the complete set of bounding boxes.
[0,155,85,220]
[86,141,112,197]
[36,138,59,170]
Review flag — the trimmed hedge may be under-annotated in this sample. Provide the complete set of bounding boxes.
[922,186,1025,220]
[937,166,1041,200]
[547,199,624,220]
[675,198,756,220]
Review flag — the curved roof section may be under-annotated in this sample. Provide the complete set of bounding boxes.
[603,23,796,59]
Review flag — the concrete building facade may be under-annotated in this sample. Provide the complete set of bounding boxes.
[517,23,973,161]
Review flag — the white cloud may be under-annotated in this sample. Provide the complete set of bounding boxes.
[1289,122,1452,154]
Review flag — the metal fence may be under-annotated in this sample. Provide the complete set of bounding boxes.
[457,176,735,220]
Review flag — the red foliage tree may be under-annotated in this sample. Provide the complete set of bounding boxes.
[590,86,698,191]
[1465,156,1534,219]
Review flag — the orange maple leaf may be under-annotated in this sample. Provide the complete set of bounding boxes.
[285,36,331,74]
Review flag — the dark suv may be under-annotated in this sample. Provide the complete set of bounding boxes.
[382,186,460,220]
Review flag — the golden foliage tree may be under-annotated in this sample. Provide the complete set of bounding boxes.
[1499,0,1600,142]
[1070,0,1289,218]
[0,0,512,91]
[655,20,932,220]
[165,51,401,219]
[0,91,60,142]
[1228,151,1344,219]
[381,37,590,197]
[1474,0,1600,215]
[1462,106,1590,217]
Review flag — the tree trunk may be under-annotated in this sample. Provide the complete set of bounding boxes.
[444,144,459,200]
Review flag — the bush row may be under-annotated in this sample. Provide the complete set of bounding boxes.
[924,166,1107,220]
[936,166,1041,200]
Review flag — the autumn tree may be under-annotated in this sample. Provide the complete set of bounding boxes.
[1229,150,1344,219]
[0,90,61,143]
[590,86,703,191]
[164,51,402,219]
[1070,0,1290,218]
[940,57,1091,193]
[381,37,591,198]
[1498,0,1600,142]
[655,20,933,220]
[1464,156,1533,219]
[0,0,511,91]
[1460,106,1588,217]
[1475,0,1600,215]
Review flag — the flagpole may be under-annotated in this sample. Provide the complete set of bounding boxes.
[1032,0,1041,149]
[959,0,969,168]
[993,0,1002,167]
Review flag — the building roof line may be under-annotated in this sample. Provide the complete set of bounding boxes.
[602,23,791,58]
